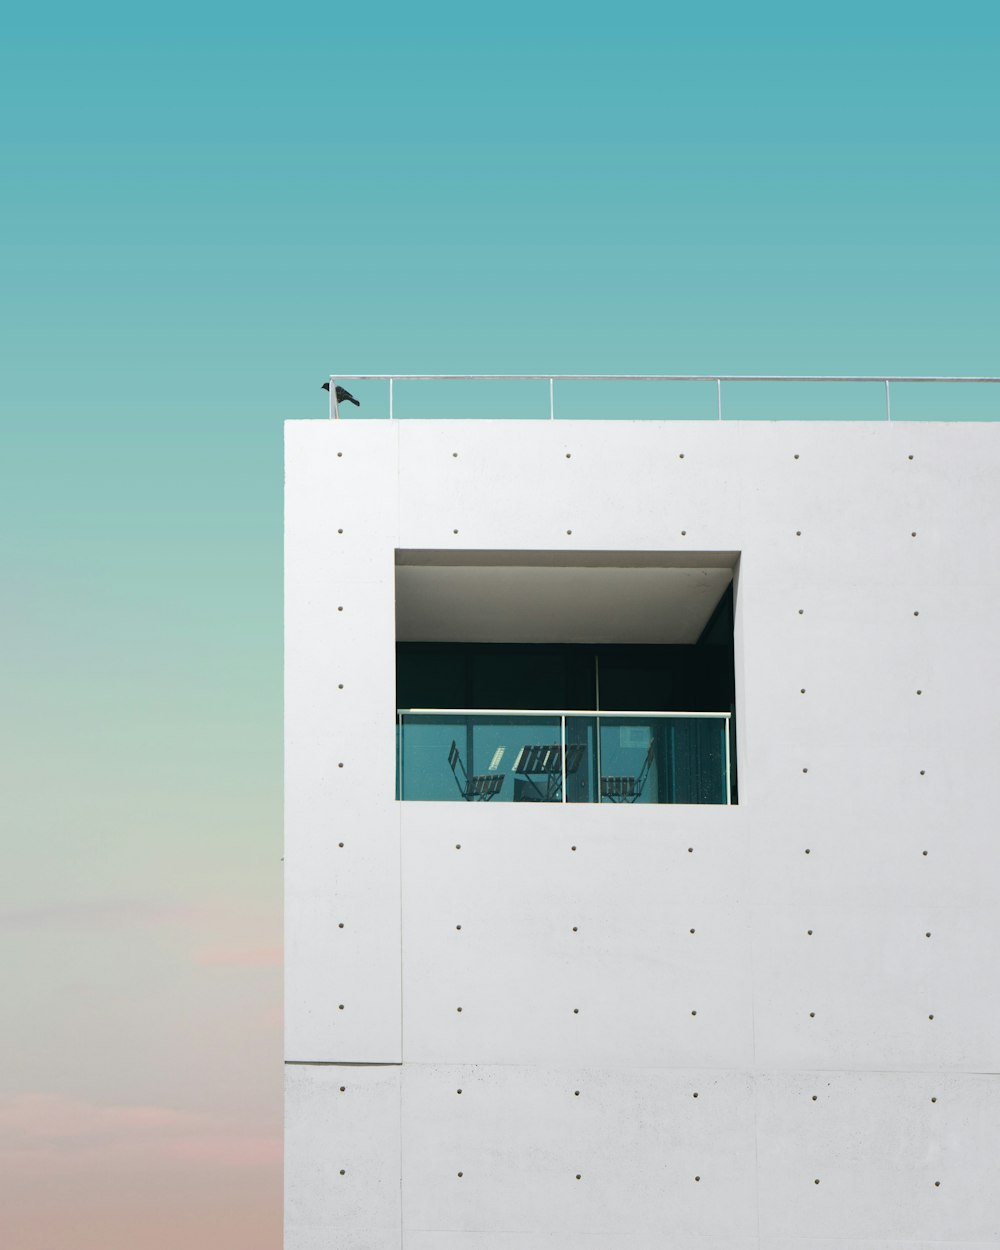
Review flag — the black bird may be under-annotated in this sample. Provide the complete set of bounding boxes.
[321,382,360,407]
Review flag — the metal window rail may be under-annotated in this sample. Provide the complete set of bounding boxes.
[329,374,1000,421]
[397,708,732,717]
[396,708,732,806]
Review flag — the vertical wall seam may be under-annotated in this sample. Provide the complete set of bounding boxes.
[396,419,405,1250]
[398,770,404,1248]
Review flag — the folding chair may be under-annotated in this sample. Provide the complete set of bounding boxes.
[448,741,505,801]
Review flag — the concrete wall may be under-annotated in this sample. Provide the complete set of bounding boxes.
[285,418,1000,1248]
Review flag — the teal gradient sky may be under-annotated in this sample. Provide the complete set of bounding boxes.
[1,2,997,1246]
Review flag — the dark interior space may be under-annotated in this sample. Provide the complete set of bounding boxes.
[397,585,735,714]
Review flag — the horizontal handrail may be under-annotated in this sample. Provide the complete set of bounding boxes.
[328,373,999,422]
[337,374,999,382]
[398,708,731,719]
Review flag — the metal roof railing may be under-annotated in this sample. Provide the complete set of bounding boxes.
[326,373,1000,422]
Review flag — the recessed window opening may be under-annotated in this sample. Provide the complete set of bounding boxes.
[395,550,738,805]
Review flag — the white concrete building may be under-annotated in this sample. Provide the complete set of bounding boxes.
[285,400,1000,1249]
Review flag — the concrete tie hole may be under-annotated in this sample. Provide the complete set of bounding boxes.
[807,929,813,935]
[691,1010,698,1017]
[573,1008,579,1014]
[339,1086,346,1092]
[811,1095,818,1101]
[574,1091,580,1097]
[338,923,344,929]
[338,1004,344,1011]
[340,1169,346,1176]
[575,1174,582,1180]
[814,1178,820,1185]
[457,1007,463,1013]
[931,1096,937,1103]
[692,1092,699,1098]
[456,1089,462,1094]
[694,1175,701,1182]
[809,1011,816,1018]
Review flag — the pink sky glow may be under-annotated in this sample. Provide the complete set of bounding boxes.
[0,1094,281,1250]
[0,1092,281,1171]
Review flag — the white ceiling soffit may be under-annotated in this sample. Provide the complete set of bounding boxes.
[395,563,735,644]
[395,548,739,570]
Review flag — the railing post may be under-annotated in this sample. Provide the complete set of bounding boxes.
[885,379,891,422]
[389,377,394,420]
[594,657,601,805]
[595,714,602,804]
[717,379,722,421]
[330,376,340,420]
[561,715,567,803]
[549,378,554,421]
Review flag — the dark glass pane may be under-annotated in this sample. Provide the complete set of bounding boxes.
[399,714,560,803]
[659,716,729,805]
[396,650,468,710]
[469,650,569,711]
[598,662,679,712]
[597,716,729,805]
[565,717,597,803]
